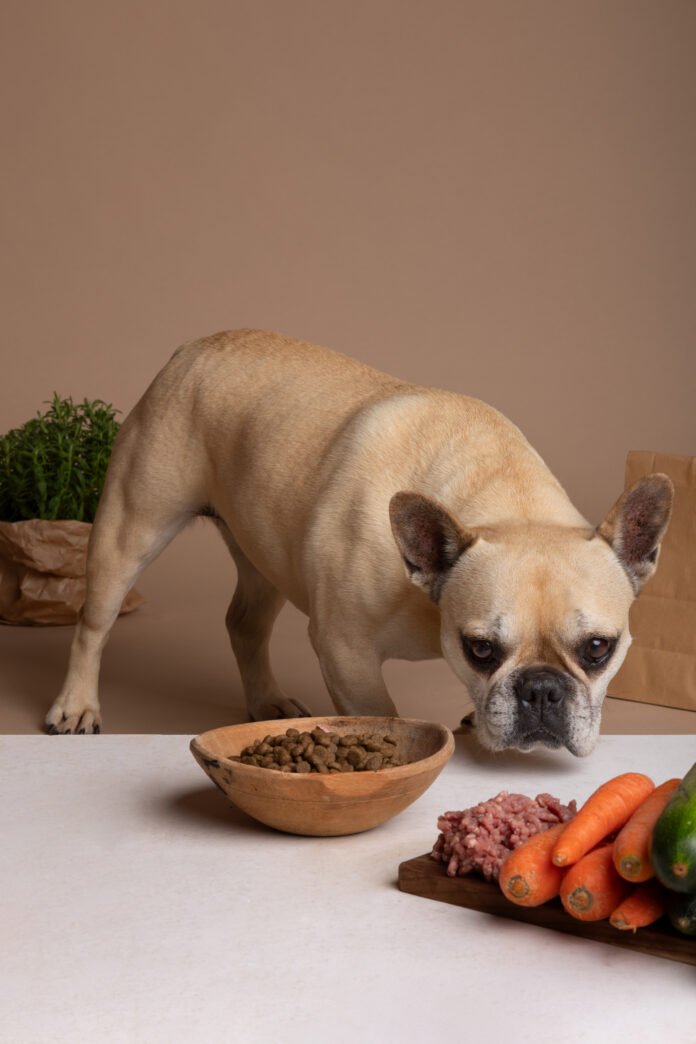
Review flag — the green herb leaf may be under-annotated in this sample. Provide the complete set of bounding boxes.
[0,395,121,523]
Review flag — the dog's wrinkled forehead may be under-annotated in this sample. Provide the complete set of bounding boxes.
[442,525,635,641]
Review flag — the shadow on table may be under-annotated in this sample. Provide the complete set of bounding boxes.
[450,731,581,776]
[162,783,270,835]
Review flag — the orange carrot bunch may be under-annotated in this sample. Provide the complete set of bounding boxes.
[497,771,678,935]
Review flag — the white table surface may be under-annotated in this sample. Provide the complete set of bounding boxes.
[2,733,695,1044]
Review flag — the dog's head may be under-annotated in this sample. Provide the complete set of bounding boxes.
[389,475,673,756]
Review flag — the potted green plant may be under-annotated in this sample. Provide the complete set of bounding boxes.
[0,394,142,624]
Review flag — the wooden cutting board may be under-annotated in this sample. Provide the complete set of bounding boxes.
[398,854,696,967]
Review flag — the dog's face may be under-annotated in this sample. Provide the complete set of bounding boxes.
[390,475,673,757]
[437,530,635,756]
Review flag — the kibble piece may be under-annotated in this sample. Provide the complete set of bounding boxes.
[346,746,365,767]
[275,747,292,765]
[364,740,383,753]
[241,755,259,766]
[295,759,312,773]
[365,754,383,771]
[383,735,397,746]
[257,742,272,755]
[280,763,295,773]
[286,728,300,739]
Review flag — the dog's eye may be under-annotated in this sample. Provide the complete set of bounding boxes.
[470,639,494,660]
[462,636,502,672]
[580,637,615,669]
[587,637,610,660]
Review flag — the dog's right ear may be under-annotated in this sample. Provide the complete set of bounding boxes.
[389,491,476,602]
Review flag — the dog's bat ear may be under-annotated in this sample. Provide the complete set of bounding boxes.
[596,473,674,593]
[389,491,476,602]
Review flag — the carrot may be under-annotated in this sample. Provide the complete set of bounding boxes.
[498,823,568,907]
[613,778,681,881]
[609,881,667,932]
[559,844,632,921]
[552,772,655,867]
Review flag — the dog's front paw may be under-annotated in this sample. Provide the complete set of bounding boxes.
[250,696,312,721]
[454,712,476,735]
[45,698,102,735]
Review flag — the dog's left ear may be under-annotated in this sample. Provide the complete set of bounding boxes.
[596,473,674,593]
[389,491,477,602]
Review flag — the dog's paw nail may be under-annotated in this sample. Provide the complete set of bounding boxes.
[78,727,86,734]
[46,724,57,735]
[94,724,101,734]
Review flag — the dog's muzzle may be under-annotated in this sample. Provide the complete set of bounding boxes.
[513,666,572,746]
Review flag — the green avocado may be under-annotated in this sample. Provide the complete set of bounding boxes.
[651,760,696,894]
[667,891,696,937]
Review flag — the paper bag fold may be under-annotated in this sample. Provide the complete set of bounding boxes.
[0,519,143,626]
[608,451,696,712]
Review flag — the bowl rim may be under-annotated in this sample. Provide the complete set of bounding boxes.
[190,715,455,782]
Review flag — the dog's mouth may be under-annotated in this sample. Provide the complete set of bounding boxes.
[514,725,565,751]
[462,712,569,753]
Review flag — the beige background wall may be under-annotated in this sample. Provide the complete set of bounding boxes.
[1,1,695,733]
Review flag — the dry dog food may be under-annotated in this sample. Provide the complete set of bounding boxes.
[230,727,405,773]
[432,791,577,881]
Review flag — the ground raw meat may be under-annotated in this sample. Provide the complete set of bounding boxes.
[431,791,577,881]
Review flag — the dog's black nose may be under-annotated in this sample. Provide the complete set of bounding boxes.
[515,669,567,717]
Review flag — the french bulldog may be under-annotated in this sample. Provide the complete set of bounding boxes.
[46,330,673,755]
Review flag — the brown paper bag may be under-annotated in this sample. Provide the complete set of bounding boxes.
[608,451,696,711]
[0,519,143,625]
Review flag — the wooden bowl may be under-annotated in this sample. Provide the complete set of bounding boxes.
[190,716,454,836]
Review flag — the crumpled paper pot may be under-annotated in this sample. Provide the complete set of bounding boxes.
[0,519,143,625]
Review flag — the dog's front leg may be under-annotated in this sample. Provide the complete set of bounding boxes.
[312,630,398,717]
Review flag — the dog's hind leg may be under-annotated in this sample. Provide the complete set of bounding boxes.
[215,522,311,720]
